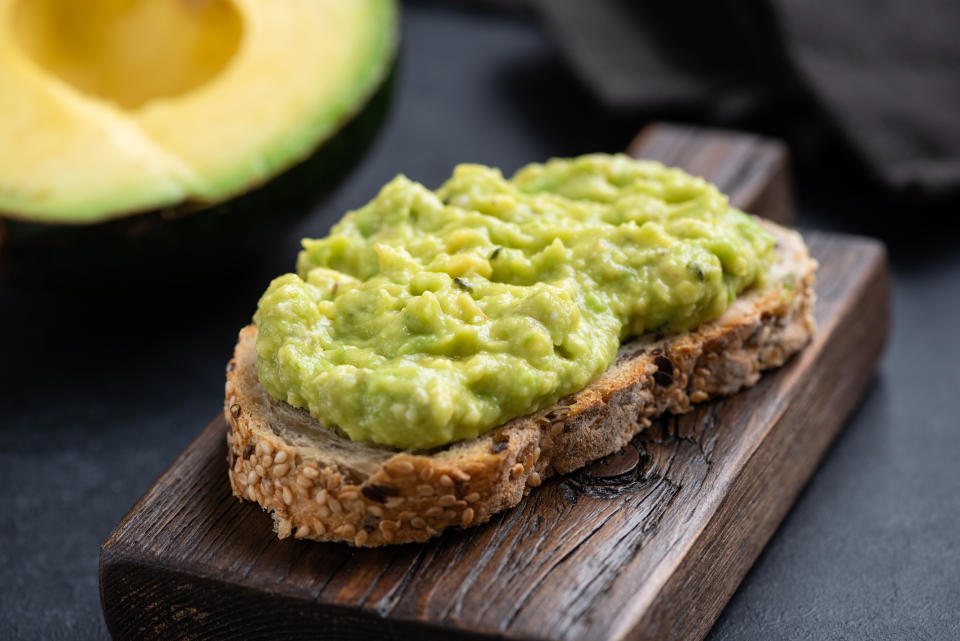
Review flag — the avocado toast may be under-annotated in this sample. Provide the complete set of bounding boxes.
[223,157,817,546]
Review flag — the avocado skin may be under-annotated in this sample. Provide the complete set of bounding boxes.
[0,63,397,288]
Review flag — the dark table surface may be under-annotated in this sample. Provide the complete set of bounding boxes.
[2,4,958,640]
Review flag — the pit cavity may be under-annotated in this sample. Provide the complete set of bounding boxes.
[12,0,243,110]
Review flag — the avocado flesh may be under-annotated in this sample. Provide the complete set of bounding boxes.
[0,68,396,287]
[0,0,397,224]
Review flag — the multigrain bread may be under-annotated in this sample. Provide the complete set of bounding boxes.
[224,218,816,547]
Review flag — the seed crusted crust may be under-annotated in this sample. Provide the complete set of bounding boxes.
[224,220,816,547]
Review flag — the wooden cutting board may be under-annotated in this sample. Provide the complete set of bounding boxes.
[99,124,888,641]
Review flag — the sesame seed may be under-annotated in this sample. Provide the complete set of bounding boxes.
[272,463,289,478]
[294,525,310,539]
[328,497,343,515]
[426,507,443,517]
[398,511,415,522]
[282,487,293,505]
[302,466,319,479]
[451,470,471,482]
[438,495,457,507]
[261,455,273,468]
[528,472,542,487]
[385,496,404,509]
[355,530,369,546]
[510,464,523,479]
[339,490,360,501]
[461,508,475,526]
[439,474,454,488]
[416,484,435,497]
[367,505,384,517]
[410,518,427,529]
[421,467,436,481]
[443,510,457,520]
[454,500,467,508]
[230,404,241,417]
[260,441,274,456]
[335,524,356,539]
[317,505,331,518]
[464,492,480,503]
[313,521,327,535]
[380,520,398,532]
[255,465,265,478]
[245,486,257,501]
[389,460,415,475]
[360,485,384,503]
[373,483,400,496]
[296,476,313,488]
[381,529,395,543]
[247,470,258,485]
[314,488,328,505]
[274,450,288,464]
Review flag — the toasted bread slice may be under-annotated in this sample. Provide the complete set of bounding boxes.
[224,219,816,546]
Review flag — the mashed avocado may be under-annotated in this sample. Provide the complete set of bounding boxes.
[254,154,774,449]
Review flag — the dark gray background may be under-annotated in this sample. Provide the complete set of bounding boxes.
[1,4,958,640]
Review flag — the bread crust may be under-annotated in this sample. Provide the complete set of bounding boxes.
[224,220,816,546]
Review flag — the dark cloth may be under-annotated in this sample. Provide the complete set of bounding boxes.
[532,0,960,201]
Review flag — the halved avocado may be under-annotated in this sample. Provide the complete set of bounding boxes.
[0,0,398,224]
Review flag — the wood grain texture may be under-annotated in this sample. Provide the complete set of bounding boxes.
[100,233,889,641]
[628,123,794,225]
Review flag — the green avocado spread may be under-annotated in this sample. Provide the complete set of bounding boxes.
[253,154,775,449]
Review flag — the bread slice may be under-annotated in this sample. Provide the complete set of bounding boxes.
[224,219,816,547]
